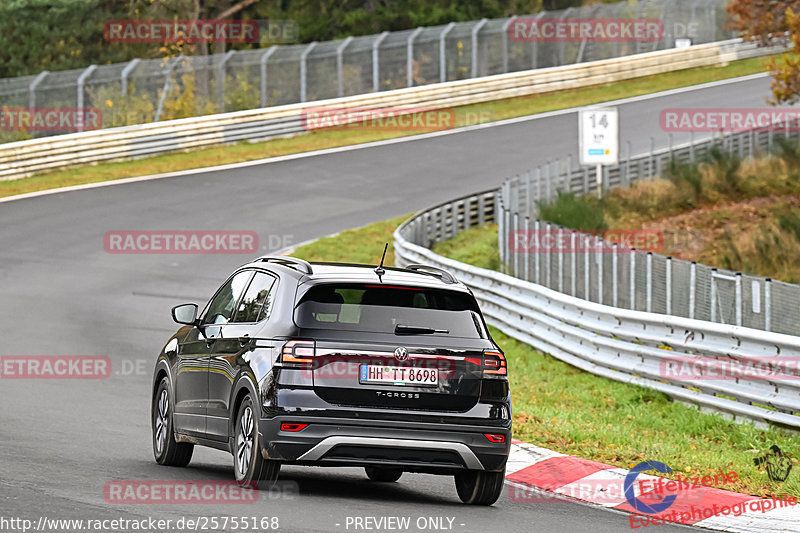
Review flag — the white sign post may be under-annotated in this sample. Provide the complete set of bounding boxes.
[579,107,619,197]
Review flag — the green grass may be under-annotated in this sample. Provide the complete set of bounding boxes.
[293,214,800,498]
[0,56,771,200]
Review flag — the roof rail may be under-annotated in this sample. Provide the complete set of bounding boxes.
[257,256,314,275]
[405,264,458,284]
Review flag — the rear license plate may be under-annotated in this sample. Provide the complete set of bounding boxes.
[359,365,438,386]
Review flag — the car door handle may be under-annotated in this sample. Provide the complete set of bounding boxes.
[239,335,250,348]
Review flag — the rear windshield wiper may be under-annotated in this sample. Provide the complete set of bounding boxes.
[394,324,449,335]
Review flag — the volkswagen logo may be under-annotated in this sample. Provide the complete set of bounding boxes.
[394,347,409,361]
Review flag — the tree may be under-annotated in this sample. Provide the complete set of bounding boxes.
[727,0,800,104]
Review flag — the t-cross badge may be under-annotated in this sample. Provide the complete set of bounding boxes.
[151,256,511,505]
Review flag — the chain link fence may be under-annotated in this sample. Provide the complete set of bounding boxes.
[498,123,800,337]
[0,0,733,143]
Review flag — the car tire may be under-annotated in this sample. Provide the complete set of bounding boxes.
[365,467,403,482]
[454,469,505,505]
[152,377,194,467]
[233,396,280,489]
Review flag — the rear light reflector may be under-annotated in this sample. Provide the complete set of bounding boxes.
[281,340,315,365]
[280,423,309,432]
[484,433,506,443]
[483,351,507,376]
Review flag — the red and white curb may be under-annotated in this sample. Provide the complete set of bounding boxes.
[506,440,800,532]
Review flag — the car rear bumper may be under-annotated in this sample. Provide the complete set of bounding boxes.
[258,415,510,473]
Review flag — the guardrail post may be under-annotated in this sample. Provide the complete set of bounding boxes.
[649,137,655,177]
[558,228,564,293]
[597,236,603,305]
[534,220,541,284]
[544,222,551,287]
[471,19,488,78]
[121,59,139,97]
[501,16,518,73]
[584,235,590,299]
[536,166,542,203]
[336,37,353,97]
[406,28,423,87]
[571,231,577,296]
[514,212,521,276]
[765,278,772,331]
[300,42,318,103]
[689,131,695,161]
[566,154,573,193]
[372,31,390,92]
[523,217,530,281]
[76,65,97,132]
[689,261,696,319]
[523,171,530,217]
[582,166,589,195]
[623,141,630,187]
[28,70,49,110]
[218,50,236,112]
[531,12,544,69]
[710,268,717,322]
[439,22,456,83]
[259,45,282,107]
[260,46,279,107]
[154,56,181,123]
[646,252,653,312]
[497,197,504,268]
[630,250,637,310]
[612,243,619,307]
[666,257,672,315]
[478,194,486,225]
[735,272,742,326]
[545,161,551,201]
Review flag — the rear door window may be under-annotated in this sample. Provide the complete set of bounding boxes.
[294,284,486,338]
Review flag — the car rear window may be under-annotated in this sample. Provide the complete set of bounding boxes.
[294,283,486,338]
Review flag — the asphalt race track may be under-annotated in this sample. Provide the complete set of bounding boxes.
[0,74,775,533]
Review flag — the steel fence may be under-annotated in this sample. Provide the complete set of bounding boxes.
[0,0,734,142]
[498,123,800,337]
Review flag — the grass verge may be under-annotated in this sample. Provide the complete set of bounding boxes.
[0,56,770,200]
[292,215,800,499]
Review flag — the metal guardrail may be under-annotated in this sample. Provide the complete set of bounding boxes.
[0,0,733,142]
[0,39,778,181]
[394,191,800,430]
[497,121,800,337]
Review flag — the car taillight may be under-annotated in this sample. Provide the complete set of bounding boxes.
[281,340,315,366]
[483,350,507,376]
[484,433,506,443]
[280,423,309,432]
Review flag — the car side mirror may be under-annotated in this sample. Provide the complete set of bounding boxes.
[172,303,199,325]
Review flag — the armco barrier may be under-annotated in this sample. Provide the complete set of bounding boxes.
[393,190,800,430]
[0,38,779,181]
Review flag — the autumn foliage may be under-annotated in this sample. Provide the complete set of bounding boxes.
[727,0,800,104]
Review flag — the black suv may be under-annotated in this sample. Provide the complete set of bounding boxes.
[151,256,511,505]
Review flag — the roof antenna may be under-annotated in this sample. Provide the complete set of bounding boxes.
[374,243,388,281]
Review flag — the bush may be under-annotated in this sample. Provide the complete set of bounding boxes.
[537,191,606,230]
